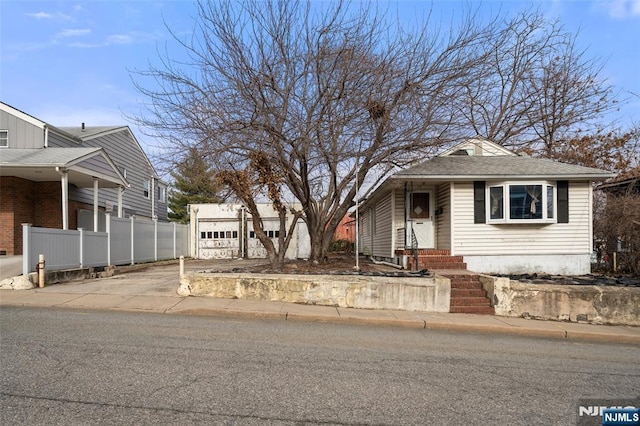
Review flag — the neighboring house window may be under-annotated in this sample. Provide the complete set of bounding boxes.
[0,130,8,147]
[200,231,206,239]
[143,180,150,198]
[486,182,558,223]
[156,185,166,202]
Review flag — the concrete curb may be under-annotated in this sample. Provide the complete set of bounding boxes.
[3,294,638,345]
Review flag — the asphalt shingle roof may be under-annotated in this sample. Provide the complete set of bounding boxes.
[0,148,102,166]
[59,126,126,139]
[393,155,614,180]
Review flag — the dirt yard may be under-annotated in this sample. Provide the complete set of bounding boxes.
[203,253,406,275]
[192,253,640,285]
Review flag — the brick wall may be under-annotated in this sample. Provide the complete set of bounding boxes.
[333,215,356,243]
[0,177,16,255]
[0,177,96,255]
[0,176,104,256]
[35,181,63,229]
[0,177,37,255]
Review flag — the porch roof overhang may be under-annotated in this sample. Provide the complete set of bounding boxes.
[0,148,128,188]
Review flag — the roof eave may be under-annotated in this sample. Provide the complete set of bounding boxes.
[391,174,615,181]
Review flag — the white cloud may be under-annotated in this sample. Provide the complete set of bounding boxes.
[26,11,72,21]
[57,29,91,38]
[67,42,103,48]
[106,34,133,45]
[600,0,640,19]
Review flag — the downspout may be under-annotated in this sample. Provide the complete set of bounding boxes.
[371,257,403,269]
[44,125,49,148]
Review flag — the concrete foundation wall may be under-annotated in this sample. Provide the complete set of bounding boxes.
[180,273,450,313]
[479,275,640,326]
[465,254,591,275]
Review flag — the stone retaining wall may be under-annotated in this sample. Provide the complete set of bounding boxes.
[179,273,450,313]
[479,275,640,326]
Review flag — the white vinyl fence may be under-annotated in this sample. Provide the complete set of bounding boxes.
[22,214,190,275]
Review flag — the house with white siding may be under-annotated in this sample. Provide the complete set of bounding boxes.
[0,102,167,255]
[358,138,614,275]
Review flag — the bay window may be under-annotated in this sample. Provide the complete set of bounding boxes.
[487,182,556,223]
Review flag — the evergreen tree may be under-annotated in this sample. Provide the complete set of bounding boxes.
[167,147,221,223]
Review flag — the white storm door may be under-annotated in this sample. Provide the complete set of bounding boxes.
[407,191,434,248]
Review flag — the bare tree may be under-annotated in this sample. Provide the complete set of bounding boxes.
[595,182,640,275]
[534,127,640,173]
[456,9,619,152]
[133,0,495,266]
[216,151,302,268]
[133,1,622,268]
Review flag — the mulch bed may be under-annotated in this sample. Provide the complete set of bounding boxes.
[495,273,640,287]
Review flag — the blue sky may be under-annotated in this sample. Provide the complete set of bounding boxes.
[1,0,639,166]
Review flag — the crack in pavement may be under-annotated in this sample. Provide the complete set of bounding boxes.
[1,392,381,425]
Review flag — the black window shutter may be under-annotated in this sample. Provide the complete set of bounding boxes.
[473,181,486,224]
[557,180,569,223]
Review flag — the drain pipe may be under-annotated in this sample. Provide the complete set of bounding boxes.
[370,257,404,269]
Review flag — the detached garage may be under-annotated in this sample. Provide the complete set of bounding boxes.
[188,203,310,260]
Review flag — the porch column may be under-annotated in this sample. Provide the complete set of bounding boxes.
[93,177,99,232]
[117,186,123,218]
[58,168,69,230]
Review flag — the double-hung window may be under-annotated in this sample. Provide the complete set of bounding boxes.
[156,185,166,202]
[0,130,8,147]
[143,180,150,199]
[487,182,556,223]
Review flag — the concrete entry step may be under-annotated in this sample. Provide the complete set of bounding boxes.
[442,273,494,315]
[395,249,468,271]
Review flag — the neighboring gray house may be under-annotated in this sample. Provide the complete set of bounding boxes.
[358,138,614,275]
[59,125,168,223]
[0,101,167,255]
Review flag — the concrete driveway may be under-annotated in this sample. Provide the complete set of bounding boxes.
[0,256,22,280]
[33,258,269,297]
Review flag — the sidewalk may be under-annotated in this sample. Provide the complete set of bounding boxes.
[1,259,639,344]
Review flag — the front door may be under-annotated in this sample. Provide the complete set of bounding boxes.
[406,191,434,248]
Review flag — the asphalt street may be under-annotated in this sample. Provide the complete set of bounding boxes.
[1,306,639,425]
